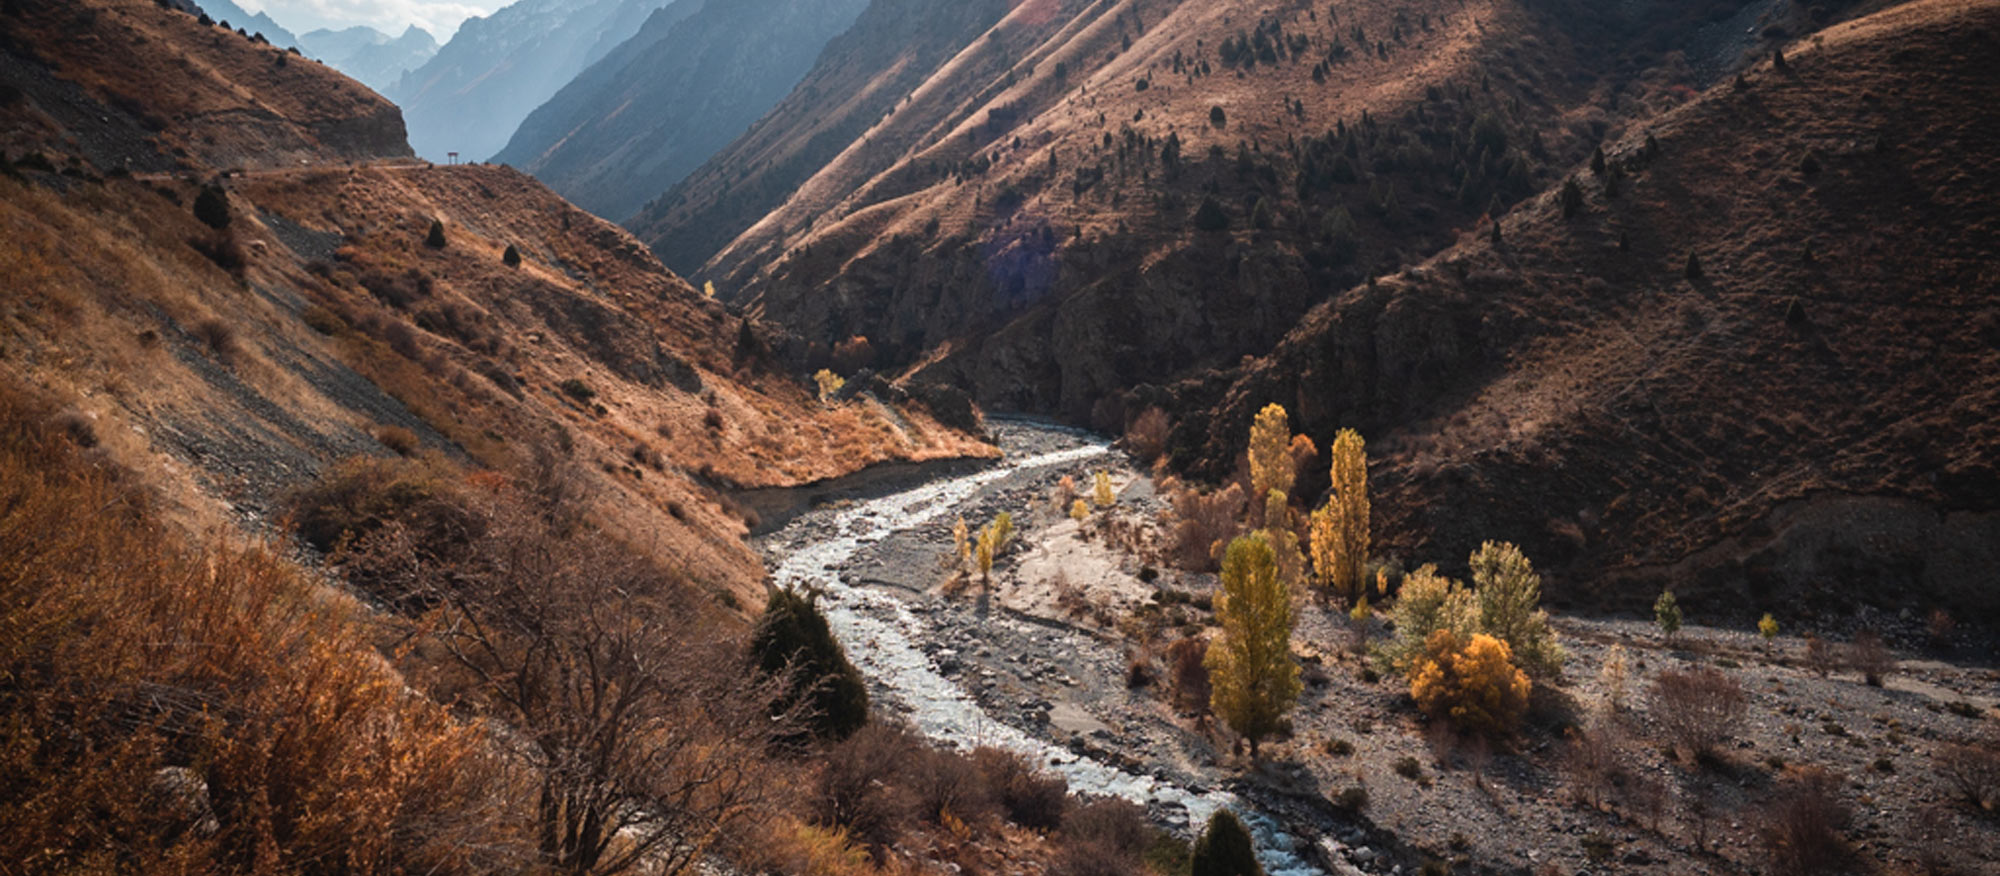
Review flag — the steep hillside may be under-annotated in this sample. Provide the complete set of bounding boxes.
[387,0,684,162]
[299,24,438,94]
[0,0,990,607]
[636,0,1853,423]
[494,0,868,223]
[0,0,409,170]
[631,0,1011,273]
[1182,0,2000,624]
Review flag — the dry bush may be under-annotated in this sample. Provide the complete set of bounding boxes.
[1123,407,1169,464]
[1757,767,1854,876]
[1169,482,1244,571]
[1933,732,2000,811]
[1650,667,1747,762]
[353,472,790,876]
[758,821,875,876]
[191,317,238,363]
[1805,634,1838,677]
[1168,635,1212,715]
[1053,798,1151,876]
[1926,609,1958,649]
[1564,720,1630,809]
[0,381,514,875]
[1846,631,1895,686]
[373,424,419,456]
[1410,630,1531,737]
[904,744,995,827]
[815,722,918,857]
[971,746,1068,831]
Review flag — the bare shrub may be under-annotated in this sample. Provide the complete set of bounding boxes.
[815,722,917,858]
[1170,482,1244,571]
[1933,732,2000,811]
[1803,633,1838,677]
[374,424,419,456]
[1926,609,1958,649]
[1564,720,1630,809]
[1167,635,1212,715]
[1054,797,1150,876]
[1123,407,1170,464]
[904,744,994,826]
[191,317,237,363]
[971,746,1068,831]
[1757,767,1854,876]
[1846,631,1894,686]
[1650,667,1747,762]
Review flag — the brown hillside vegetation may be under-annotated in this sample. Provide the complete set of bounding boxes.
[1186,0,2000,623]
[0,0,409,171]
[0,0,991,607]
[640,0,1879,421]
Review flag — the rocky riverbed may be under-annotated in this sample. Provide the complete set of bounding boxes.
[756,419,1350,875]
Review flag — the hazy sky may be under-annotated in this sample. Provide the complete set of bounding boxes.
[236,0,511,38]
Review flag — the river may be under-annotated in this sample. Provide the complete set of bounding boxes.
[761,422,1328,876]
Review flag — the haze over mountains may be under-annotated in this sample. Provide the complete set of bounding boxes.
[492,0,869,222]
[386,0,690,162]
[297,24,438,94]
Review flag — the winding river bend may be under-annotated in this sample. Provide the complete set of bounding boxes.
[761,424,1326,876]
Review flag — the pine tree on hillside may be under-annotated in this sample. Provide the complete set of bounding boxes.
[749,587,869,742]
[426,219,447,249]
[502,244,521,267]
[193,185,230,230]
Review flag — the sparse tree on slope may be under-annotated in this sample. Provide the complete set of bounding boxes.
[1206,534,1299,760]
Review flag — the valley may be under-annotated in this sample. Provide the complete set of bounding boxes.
[1,0,1995,874]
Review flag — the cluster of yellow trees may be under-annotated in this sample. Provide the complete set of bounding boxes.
[1202,404,1564,758]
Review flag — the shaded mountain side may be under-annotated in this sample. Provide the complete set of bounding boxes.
[0,0,409,171]
[639,0,1877,425]
[387,0,684,163]
[1174,0,2000,624]
[0,0,992,609]
[628,0,1012,274]
[495,0,867,223]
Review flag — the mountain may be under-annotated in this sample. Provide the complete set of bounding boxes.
[1179,0,2000,623]
[493,0,868,223]
[194,0,298,47]
[630,0,1010,275]
[1,0,407,170]
[1,0,989,607]
[618,0,1997,617]
[299,25,439,94]
[387,0,687,163]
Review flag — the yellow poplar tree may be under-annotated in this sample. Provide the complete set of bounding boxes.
[1070,499,1090,523]
[1205,533,1300,760]
[1247,403,1295,510]
[975,512,1014,586]
[1311,428,1370,603]
[1093,470,1116,507]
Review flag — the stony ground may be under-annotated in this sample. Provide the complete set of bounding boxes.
[758,420,2000,876]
